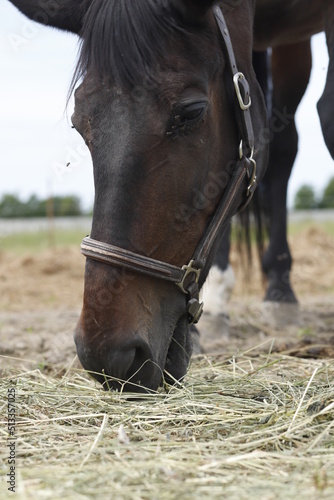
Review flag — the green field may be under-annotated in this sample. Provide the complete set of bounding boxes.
[288,219,334,237]
[0,229,87,253]
[0,219,333,254]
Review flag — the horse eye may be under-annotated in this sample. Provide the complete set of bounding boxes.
[179,102,207,124]
[167,101,207,137]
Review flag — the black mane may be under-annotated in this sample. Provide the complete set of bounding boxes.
[74,0,188,90]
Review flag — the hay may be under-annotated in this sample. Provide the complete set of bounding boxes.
[1,353,334,499]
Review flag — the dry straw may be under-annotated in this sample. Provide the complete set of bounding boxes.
[1,351,334,499]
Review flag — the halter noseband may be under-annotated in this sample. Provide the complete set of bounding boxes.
[81,6,259,325]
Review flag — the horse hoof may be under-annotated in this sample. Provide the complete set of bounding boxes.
[196,312,230,354]
[260,301,300,328]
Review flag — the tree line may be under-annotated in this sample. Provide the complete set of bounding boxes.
[0,194,86,218]
[294,176,334,210]
[1,178,333,218]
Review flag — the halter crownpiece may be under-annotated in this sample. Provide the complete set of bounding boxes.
[81,6,259,325]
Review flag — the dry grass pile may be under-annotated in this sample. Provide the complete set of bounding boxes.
[1,354,334,499]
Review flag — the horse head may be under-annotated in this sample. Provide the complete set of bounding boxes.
[9,0,268,391]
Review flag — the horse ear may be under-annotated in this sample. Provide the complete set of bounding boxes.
[171,0,216,24]
[8,0,90,34]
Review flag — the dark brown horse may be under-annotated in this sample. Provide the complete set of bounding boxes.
[8,0,268,391]
[253,0,334,304]
[208,1,333,317]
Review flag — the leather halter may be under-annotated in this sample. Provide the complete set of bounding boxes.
[81,6,258,325]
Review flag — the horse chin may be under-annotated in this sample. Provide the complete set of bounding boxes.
[109,315,192,393]
[163,315,193,386]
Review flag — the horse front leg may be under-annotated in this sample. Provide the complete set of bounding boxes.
[196,224,234,353]
[262,41,312,304]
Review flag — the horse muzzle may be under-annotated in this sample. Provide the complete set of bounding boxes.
[74,291,192,392]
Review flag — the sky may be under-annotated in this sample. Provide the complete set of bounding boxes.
[0,1,333,211]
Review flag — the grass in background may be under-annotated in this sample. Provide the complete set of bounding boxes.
[288,220,334,237]
[0,229,87,253]
[0,220,334,254]
[230,219,334,248]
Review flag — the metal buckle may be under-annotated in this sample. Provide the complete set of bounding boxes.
[187,298,204,324]
[176,260,201,295]
[233,72,251,110]
[246,156,257,197]
[239,141,257,197]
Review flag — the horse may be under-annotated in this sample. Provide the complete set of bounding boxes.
[203,0,334,330]
[254,0,333,305]
[8,0,268,391]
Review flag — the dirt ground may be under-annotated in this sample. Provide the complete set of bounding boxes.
[0,225,334,373]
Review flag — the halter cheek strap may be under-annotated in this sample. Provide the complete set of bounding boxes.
[81,6,261,325]
[214,5,257,199]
